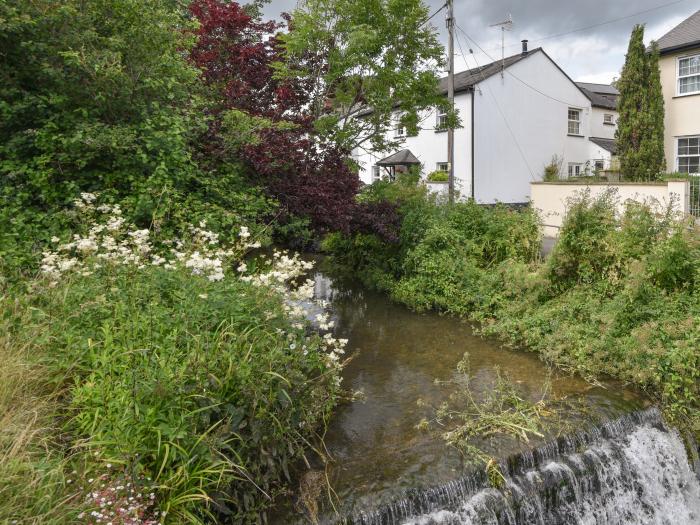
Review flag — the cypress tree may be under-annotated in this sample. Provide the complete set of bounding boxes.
[644,42,666,175]
[615,25,666,180]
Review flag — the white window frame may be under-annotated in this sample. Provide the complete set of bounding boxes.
[567,163,583,178]
[677,136,700,174]
[394,119,406,138]
[677,53,700,96]
[436,162,449,172]
[603,113,614,125]
[568,108,581,136]
[371,165,381,182]
[436,108,448,129]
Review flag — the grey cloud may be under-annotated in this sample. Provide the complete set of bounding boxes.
[262,0,697,81]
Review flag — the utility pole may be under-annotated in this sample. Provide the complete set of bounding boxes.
[446,0,455,204]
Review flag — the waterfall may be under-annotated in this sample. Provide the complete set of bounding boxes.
[341,408,700,525]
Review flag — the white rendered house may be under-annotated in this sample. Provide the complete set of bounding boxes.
[353,43,619,203]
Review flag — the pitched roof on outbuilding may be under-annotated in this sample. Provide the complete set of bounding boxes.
[656,10,700,54]
[376,149,421,166]
[589,137,617,154]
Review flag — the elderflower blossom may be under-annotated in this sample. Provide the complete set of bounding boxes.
[38,193,348,377]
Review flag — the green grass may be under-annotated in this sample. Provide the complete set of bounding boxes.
[0,263,341,523]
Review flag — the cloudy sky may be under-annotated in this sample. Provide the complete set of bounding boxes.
[263,0,698,84]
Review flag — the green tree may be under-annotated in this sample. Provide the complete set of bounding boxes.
[615,25,665,180]
[0,1,275,276]
[275,0,450,154]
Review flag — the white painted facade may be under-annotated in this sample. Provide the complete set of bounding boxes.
[354,91,474,196]
[353,49,619,203]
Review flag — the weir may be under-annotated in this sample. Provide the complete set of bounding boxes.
[340,408,700,525]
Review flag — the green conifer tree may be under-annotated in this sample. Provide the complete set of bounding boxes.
[615,25,666,180]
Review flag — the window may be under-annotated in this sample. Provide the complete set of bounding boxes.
[677,136,700,174]
[567,108,581,135]
[371,165,381,182]
[436,108,448,129]
[568,163,583,177]
[678,54,700,95]
[436,162,449,172]
[603,114,614,125]
[395,121,406,138]
[594,160,605,171]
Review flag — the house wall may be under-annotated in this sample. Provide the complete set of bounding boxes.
[353,91,473,196]
[531,180,689,237]
[589,107,617,139]
[588,143,614,170]
[473,51,593,203]
[660,48,700,171]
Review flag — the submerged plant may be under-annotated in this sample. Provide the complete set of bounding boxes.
[417,353,584,482]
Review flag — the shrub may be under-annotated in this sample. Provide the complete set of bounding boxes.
[324,188,700,439]
[1,194,344,523]
[426,170,448,182]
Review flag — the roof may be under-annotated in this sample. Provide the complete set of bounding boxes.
[438,49,539,95]
[376,149,421,166]
[656,10,700,55]
[576,82,619,95]
[576,82,619,110]
[589,137,617,154]
[356,47,588,118]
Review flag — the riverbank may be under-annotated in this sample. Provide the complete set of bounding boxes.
[0,197,343,524]
[322,178,700,439]
[270,268,650,523]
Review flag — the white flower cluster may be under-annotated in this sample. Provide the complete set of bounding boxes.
[40,193,348,371]
[241,252,348,368]
[39,195,254,285]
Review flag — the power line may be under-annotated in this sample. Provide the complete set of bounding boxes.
[481,0,689,53]
[456,24,585,108]
[423,3,447,26]
[454,31,536,181]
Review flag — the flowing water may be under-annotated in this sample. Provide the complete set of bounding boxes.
[270,267,700,524]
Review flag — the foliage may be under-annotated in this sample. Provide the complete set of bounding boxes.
[543,155,563,182]
[1,195,345,523]
[615,25,666,180]
[275,0,449,154]
[0,0,275,279]
[189,0,361,237]
[417,354,580,475]
[324,190,700,438]
[427,170,449,182]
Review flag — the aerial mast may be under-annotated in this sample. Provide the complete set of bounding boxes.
[490,14,513,78]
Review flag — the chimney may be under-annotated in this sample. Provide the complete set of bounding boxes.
[521,39,529,54]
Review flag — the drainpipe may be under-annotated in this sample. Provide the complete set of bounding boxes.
[471,88,475,200]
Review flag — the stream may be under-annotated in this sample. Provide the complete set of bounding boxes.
[269,265,700,524]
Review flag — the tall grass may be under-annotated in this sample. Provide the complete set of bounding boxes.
[0,295,81,523]
[0,195,343,523]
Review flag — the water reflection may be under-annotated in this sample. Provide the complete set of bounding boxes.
[272,269,644,522]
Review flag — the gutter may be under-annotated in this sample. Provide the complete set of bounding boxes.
[659,41,700,56]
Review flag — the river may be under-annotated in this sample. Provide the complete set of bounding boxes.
[269,265,700,524]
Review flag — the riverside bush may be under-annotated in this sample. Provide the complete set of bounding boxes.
[323,188,700,436]
[1,194,344,523]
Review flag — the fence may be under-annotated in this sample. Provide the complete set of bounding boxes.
[530,179,690,237]
[690,176,700,217]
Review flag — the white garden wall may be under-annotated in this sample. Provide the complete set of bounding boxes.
[531,180,690,237]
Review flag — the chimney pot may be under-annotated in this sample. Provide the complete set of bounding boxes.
[522,39,529,54]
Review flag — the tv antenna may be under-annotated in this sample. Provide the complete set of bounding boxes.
[489,14,513,77]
